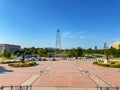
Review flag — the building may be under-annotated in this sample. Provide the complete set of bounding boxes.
[109,41,120,49]
[0,44,21,53]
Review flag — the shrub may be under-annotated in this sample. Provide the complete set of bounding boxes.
[1,60,20,64]
[111,64,120,68]
[93,61,120,68]
[0,54,2,57]
[93,62,98,64]
[97,63,110,67]
[8,61,37,67]
[10,54,18,58]
[110,61,116,64]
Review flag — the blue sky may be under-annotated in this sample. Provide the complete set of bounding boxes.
[0,0,120,49]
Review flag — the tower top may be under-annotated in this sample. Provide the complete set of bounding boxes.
[55,29,61,56]
[57,29,60,32]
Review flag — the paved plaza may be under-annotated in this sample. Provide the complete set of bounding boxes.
[0,60,120,90]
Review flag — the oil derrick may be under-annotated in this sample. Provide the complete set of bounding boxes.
[55,29,61,56]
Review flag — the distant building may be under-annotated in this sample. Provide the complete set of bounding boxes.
[95,46,97,50]
[109,41,120,49]
[0,44,21,53]
[103,43,107,49]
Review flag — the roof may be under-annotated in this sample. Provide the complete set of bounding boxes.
[0,44,21,47]
[109,41,120,49]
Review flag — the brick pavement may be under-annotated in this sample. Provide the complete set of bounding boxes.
[0,60,120,89]
[0,61,54,86]
[76,61,120,87]
[33,61,96,87]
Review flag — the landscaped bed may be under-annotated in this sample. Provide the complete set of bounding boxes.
[8,61,37,67]
[93,61,120,68]
[0,60,37,67]
[0,60,21,64]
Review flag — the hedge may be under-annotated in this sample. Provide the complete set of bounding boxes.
[8,61,37,67]
[0,60,21,64]
[93,61,120,68]
[110,64,120,68]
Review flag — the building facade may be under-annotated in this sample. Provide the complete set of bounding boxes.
[0,44,21,53]
[109,41,120,49]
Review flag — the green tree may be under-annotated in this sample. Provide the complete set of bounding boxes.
[30,47,38,55]
[69,48,77,57]
[2,49,11,58]
[109,46,116,57]
[38,48,45,57]
[116,45,120,57]
[85,48,93,54]
[62,49,69,55]
[76,47,83,57]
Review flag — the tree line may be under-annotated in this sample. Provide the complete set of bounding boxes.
[1,46,120,58]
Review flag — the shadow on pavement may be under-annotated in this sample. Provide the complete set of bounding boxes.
[0,66,13,74]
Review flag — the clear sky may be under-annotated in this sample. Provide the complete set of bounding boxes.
[0,0,120,49]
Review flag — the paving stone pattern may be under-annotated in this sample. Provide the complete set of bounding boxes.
[0,60,120,90]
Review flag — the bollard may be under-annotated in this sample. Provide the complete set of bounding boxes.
[106,87,109,90]
[100,86,102,90]
[27,85,28,90]
[116,86,118,90]
[1,86,3,90]
[20,85,21,90]
[96,86,99,90]
[30,85,32,90]
[11,85,13,90]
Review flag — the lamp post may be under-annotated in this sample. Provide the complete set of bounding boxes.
[106,47,109,60]
[103,43,110,64]
[21,54,25,63]
[105,47,110,64]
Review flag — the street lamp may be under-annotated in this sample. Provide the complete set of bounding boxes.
[106,47,109,60]
[105,47,110,64]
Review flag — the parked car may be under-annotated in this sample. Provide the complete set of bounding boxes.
[85,54,94,59]
[41,57,47,61]
[50,57,56,61]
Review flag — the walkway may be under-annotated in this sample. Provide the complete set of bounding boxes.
[0,60,120,90]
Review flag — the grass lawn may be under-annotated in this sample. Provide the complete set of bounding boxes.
[109,58,120,61]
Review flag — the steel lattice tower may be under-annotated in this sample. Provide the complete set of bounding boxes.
[55,29,61,56]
